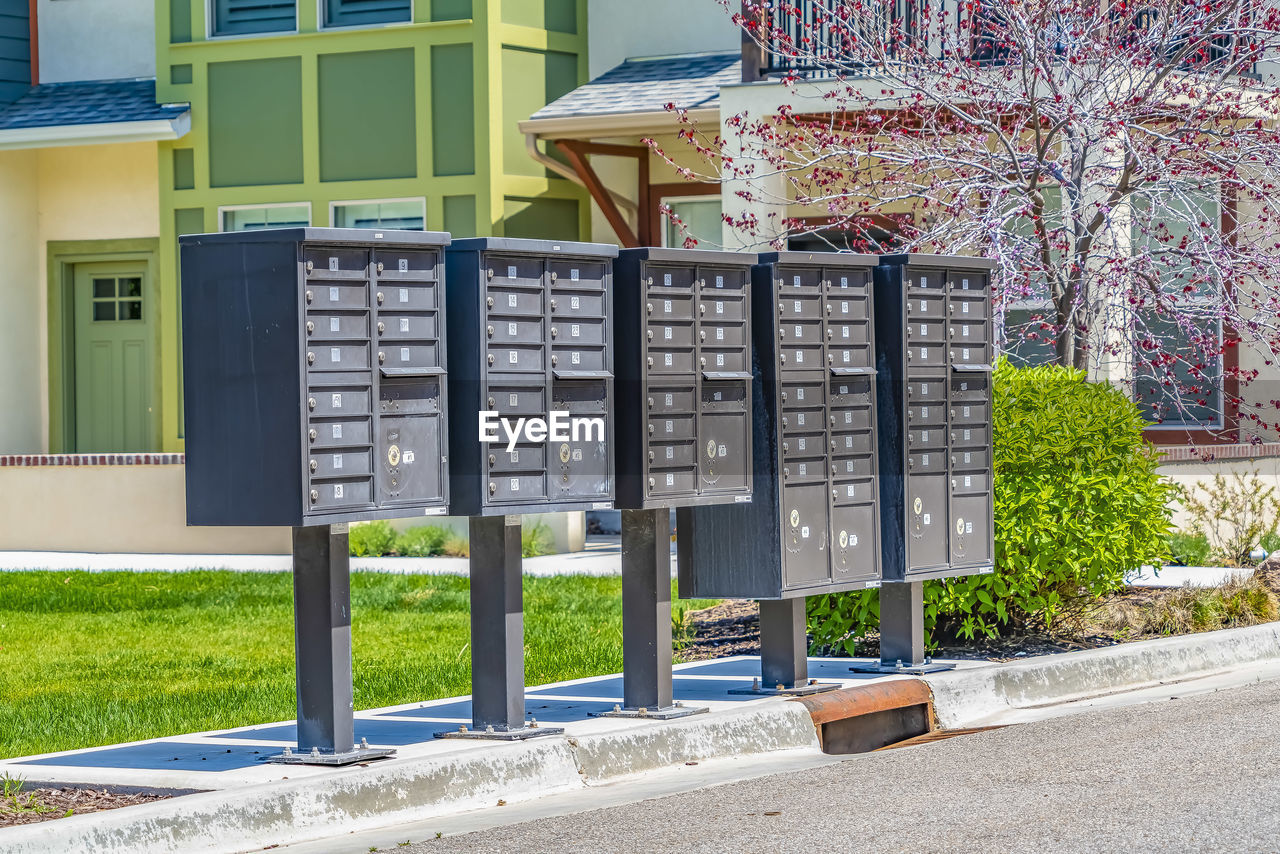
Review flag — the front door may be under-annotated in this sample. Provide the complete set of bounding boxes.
[73,261,155,452]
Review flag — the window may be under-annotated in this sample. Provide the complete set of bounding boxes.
[331,198,425,230]
[324,0,410,28]
[1130,186,1223,428]
[662,197,723,248]
[219,203,310,232]
[211,0,296,37]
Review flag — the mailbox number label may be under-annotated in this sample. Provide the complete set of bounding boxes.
[332,393,342,409]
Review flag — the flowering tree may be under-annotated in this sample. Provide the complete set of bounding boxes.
[660,0,1280,434]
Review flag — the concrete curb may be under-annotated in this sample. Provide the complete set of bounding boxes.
[0,703,818,854]
[923,621,1280,729]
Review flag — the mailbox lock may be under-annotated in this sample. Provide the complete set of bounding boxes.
[306,351,316,365]
[378,322,386,334]
[307,397,317,411]
[309,489,318,503]
[487,354,495,365]
[309,460,317,473]
[487,296,495,308]
[376,262,384,273]
[486,325,495,338]
[376,292,385,305]
[378,351,386,364]
[308,429,317,442]
[306,321,315,334]
[305,290,314,304]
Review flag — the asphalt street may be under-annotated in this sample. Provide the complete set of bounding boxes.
[396,675,1280,854]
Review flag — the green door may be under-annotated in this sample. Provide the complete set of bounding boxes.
[73,262,155,452]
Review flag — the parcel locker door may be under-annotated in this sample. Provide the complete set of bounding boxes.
[781,482,831,588]
[906,473,949,571]
[377,414,443,505]
[830,502,878,582]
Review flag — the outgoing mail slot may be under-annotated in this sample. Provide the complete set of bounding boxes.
[308,343,370,371]
[951,470,990,495]
[647,321,695,348]
[309,387,371,418]
[378,378,440,415]
[552,345,606,373]
[378,312,436,341]
[781,433,825,459]
[378,282,437,311]
[487,442,546,473]
[486,318,544,344]
[780,320,823,345]
[700,348,746,374]
[830,431,873,456]
[648,386,696,413]
[782,457,826,484]
[490,473,548,502]
[780,343,824,370]
[906,295,946,319]
[649,347,695,375]
[551,380,608,414]
[647,265,696,290]
[700,381,747,412]
[829,377,873,408]
[309,416,372,449]
[647,293,695,321]
[306,248,368,277]
[907,450,945,473]
[948,270,989,294]
[777,293,823,319]
[831,478,874,506]
[950,424,989,448]
[552,317,606,346]
[380,342,439,370]
[907,404,946,427]
[310,449,373,479]
[907,376,948,403]
[309,476,372,510]
[950,401,990,424]
[907,473,949,569]
[306,283,367,310]
[699,293,744,321]
[907,318,945,343]
[700,411,748,492]
[905,268,947,292]
[549,259,606,289]
[908,426,946,450]
[486,255,543,287]
[831,456,873,479]
[648,467,696,496]
[550,289,605,318]
[948,342,990,366]
[307,311,369,340]
[826,294,869,321]
[648,414,695,441]
[830,406,872,431]
[949,320,989,345]
[950,446,991,470]
[700,267,748,290]
[487,343,544,372]
[485,385,546,415]
[700,322,746,348]
[374,249,437,280]
[489,287,544,317]
[782,381,825,409]
[951,494,993,565]
[776,267,822,291]
[948,295,988,321]
[649,441,696,469]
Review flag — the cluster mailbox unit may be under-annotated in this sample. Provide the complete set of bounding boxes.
[611,247,756,716]
[444,237,619,737]
[679,252,882,692]
[180,227,450,762]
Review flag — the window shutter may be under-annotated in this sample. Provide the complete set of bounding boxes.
[325,0,411,28]
[214,0,296,36]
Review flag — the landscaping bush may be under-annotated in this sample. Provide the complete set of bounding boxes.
[394,525,449,557]
[808,359,1176,649]
[349,521,396,557]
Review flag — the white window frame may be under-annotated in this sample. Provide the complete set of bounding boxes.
[218,201,312,232]
[206,0,300,39]
[659,195,724,249]
[317,0,414,30]
[328,197,427,230]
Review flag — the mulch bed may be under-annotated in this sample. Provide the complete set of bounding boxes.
[0,786,171,828]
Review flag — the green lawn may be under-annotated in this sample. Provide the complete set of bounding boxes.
[0,571,714,761]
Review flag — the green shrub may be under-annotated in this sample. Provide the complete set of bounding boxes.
[349,521,396,557]
[809,359,1176,649]
[522,522,555,557]
[394,526,449,557]
[1167,530,1212,566]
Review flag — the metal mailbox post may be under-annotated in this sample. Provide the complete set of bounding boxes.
[612,247,755,718]
[444,238,618,738]
[180,227,451,763]
[679,252,882,694]
[869,253,996,672]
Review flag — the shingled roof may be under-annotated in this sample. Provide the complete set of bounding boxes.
[529,52,740,122]
[0,78,188,130]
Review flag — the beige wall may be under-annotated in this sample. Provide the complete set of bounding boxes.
[0,150,42,453]
[0,465,291,554]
